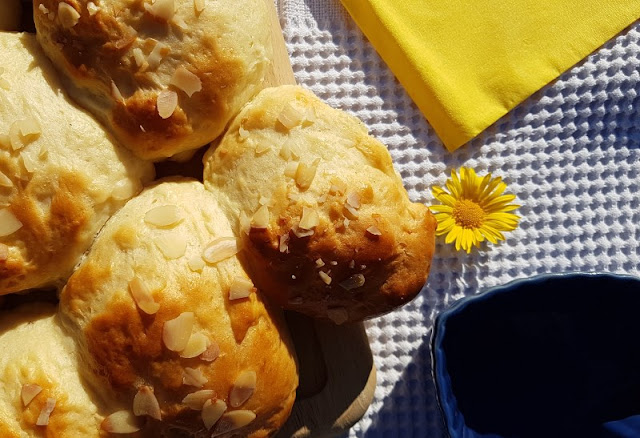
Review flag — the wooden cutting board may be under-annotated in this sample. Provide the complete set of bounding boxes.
[262,2,377,437]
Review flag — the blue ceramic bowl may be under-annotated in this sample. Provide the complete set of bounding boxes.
[433,273,640,438]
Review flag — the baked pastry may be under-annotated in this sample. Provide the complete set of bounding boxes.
[203,85,436,324]
[60,179,298,437]
[0,0,21,31]
[33,0,273,160]
[0,32,154,295]
[0,303,104,437]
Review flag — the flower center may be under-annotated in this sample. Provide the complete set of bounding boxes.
[452,199,485,229]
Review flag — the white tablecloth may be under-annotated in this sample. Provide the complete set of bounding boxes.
[276,1,640,436]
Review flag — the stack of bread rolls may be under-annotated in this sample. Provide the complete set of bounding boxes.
[0,1,436,436]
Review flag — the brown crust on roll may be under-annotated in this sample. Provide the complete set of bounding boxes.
[204,85,437,323]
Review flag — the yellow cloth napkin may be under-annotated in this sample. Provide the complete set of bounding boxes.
[340,0,640,151]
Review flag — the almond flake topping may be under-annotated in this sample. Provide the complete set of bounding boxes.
[112,179,139,201]
[147,40,171,69]
[0,243,8,262]
[170,66,202,97]
[229,277,256,301]
[258,195,271,206]
[183,367,208,387]
[0,208,22,237]
[284,161,298,178]
[36,398,56,426]
[295,159,320,190]
[101,411,141,434]
[366,226,382,236]
[180,332,209,358]
[9,118,41,150]
[157,90,178,119]
[229,371,256,408]
[132,48,147,70]
[251,205,269,229]
[203,399,227,430]
[21,384,42,406]
[346,192,361,209]
[202,237,238,264]
[163,312,194,352]
[329,177,347,195]
[144,0,175,20]
[194,0,206,13]
[87,2,100,15]
[339,274,365,291]
[129,276,160,314]
[319,271,332,285]
[188,254,205,272]
[21,153,38,174]
[238,126,250,140]
[292,226,314,238]
[277,102,305,130]
[182,390,216,410]
[279,234,290,253]
[154,234,187,259]
[299,207,319,230]
[315,258,325,267]
[255,143,271,155]
[144,205,183,228]
[111,81,125,103]
[58,3,80,28]
[201,340,220,362]
[327,307,349,325]
[211,410,256,436]
[38,4,50,14]
[133,386,162,420]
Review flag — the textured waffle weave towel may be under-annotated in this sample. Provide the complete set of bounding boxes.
[277,1,640,436]
[340,0,640,151]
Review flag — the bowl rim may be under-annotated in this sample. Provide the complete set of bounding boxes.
[430,271,640,438]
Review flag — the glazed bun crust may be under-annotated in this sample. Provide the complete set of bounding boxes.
[33,0,273,160]
[204,85,436,323]
[0,0,21,31]
[61,179,298,437]
[0,32,154,295]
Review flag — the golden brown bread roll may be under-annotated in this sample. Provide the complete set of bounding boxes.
[60,179,298,437]
[0,303,104,437]
[203,85,436,324]
[33,0,273,160]
[0,32,154,295]
[0,0,22,31]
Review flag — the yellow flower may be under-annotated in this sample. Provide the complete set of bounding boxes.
[430,167,520,253]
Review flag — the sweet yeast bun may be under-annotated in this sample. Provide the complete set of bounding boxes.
[0,32,154,295]
[203,85,436,324]
[61,179,298,437]
[0,303,104,437]
[0,0,22,31]
[34,0,273,160]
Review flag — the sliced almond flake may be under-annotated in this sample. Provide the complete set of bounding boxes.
[292,226,314,238]
[343,218,351,228]
[87,2,100,15]
[170,66,202,97]
[299,207,319,230]
[112,179,139,201]
[344,204,359,219]
[295,159,320,191]
[133,386,162,420]
[182,390,216,410]
[132,48,146,67]
[211,410,256,437]
[58,3,80,28]
[202,237,238,264]
[330,260,338,266]
[318,271,332,285]
[183,367,208,387]
[144,205,183,228]
[146,40,171,69]
[255,143,271,155]
[229,371,256,408]
[317,193,328,204]
[229,277,256,301]
[194,0,206,13]
[21,153,38,174]
[38,4,50,14]
[279,142,292,160]
[251,205,269,229]
[38,145,48,160]
[329,177,347,195]
[201,341,220,362]
[327,307,349,325]
[349,260,355,269]
[346,192,361,209]
[10,119,41,151]
[101,411,141,434]
[172,15,188,30]
[157,90,178,119]
[163,312,194,352]
[315,258,325,268]
[287,192,300,202]
[0,208,22,237]
[238,125,250,140]
[35,398,56,426]
[0,243,8,262]
[366,226,382,236]
[154,234,187,259]
[203,399,227,430]
[277,102,305,130]
[284,161,298,178]
[339,274,365,291]
[188,254,205,272]
[144,0,175,20]
[181,332,209,358]
[279,234,290,253]
[111,81,125,103]
[129,276,160,315]
[258,195,271,206]
[21,384,42,406]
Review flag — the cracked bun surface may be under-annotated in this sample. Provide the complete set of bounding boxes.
[203,85,436,324]
[60,179,298,437]
[33,0,273,160]
[0,32,154,295]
